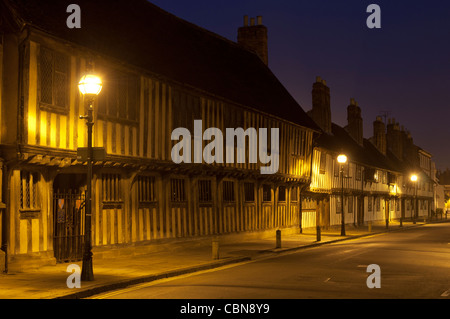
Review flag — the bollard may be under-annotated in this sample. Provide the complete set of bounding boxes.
[212,237,219,260]
[399,217,403,227]
[316,225,321,242]
[276,230,281,249]
[368,221,372,232]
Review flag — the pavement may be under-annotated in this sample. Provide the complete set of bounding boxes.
[0,218,447,299]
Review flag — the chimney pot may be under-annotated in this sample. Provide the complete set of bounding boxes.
[250,17,255,26]
[243,15,248,26]
[257,16,262,25]
[316,76,322,83]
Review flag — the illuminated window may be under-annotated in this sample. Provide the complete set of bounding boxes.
[20,171,40,210]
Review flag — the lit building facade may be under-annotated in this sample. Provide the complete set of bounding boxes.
[305,77,435,230]
[0,0,320,271]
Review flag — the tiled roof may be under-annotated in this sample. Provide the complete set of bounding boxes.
[3,0,320,131]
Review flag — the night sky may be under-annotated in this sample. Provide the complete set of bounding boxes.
[150,0,450,171]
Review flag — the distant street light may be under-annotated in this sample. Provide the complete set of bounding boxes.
[78,73,102,281]
[411,174,418,224]
[337,154,347,236]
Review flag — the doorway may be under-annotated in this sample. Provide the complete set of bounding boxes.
[53,174,86,263]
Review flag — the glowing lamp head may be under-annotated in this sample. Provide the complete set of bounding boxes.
[410,174,418,182]
[78,74,103,96]
[337,154,347,164]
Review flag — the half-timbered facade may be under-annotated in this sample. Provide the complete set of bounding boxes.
[305,77,435,230]
[0,0,320,270]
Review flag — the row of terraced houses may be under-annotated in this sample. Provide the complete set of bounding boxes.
[0,0,437,272]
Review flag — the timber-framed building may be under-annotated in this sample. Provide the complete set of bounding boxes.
[0,0,320,271]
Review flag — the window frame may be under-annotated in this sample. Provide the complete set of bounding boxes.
[244,182,255,202]
[38,46,70,114]
[222,180,235,203]
[20,171,40,212]
[137,175,157,207]
[170,178,186,203]
[262,184,272,202]
[101,173,123,208]
[198,179,213,203]
[97,65,140,124]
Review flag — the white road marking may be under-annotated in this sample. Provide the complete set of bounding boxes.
[441,289,450,297]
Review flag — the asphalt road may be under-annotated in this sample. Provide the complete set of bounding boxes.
[91,222,450,300]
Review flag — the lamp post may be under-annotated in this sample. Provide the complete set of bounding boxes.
[78,74,102,281]
[411,174,418,225]
[337,154,347,236]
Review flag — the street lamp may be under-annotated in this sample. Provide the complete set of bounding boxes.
[78,73,102,281]
[410,174,418,224]
[337,154,347,236]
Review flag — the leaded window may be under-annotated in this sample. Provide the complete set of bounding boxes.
[20,171,40,210]
[39,47,69,110]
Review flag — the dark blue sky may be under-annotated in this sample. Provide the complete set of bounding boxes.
[150,0,450,170]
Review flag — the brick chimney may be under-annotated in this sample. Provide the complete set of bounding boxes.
[373,116,386,155]
[308,76,332,134]
[238,15,268,65]
[402,129,419,166]
[386,118,403,160]
[345,98,363,146]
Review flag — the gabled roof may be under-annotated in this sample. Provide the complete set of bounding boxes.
[2,0,320,131]
[314,120,435,183]
[316,122,400,173]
